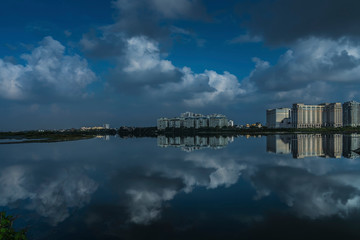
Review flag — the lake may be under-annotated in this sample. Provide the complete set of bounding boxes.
[1,134,360,239]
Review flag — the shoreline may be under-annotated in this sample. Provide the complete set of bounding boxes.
[0,129,116,144]
[2,126,360,144]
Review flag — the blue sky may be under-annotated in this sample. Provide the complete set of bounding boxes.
[1,0,360,130]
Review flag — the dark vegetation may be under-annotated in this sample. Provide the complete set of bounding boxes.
[118,127,157,138]
[0,211,26,240]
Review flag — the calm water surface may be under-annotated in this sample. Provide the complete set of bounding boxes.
[1,134,360,239]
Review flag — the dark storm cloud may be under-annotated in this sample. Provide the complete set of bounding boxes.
[238,0,360,45]
[82,0,360,115]
[77,0,257,114]
[80,0,209,59]
[109,67,185,94]
[245,37,360,105]
[80,28,126,59]
[112,0,209,37]
[170,26,207,47]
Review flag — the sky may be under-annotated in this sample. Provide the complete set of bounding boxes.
[2,0,360,130]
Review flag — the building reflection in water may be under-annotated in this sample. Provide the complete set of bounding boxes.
[266,135,292,154]
[267,134,360,159]
[343,134,360,158]
[157,135,234,151]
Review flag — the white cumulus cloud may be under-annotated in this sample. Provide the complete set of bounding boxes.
[124,36,175,73]
[0,36,96,100]
[114,35,250,107]
[250,37,360,101]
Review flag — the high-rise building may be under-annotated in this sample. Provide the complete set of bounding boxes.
[291,104,324,128]
[343,101,360,127]
[266,108,291,128]
[323,103,343,127]
[291,103,342,128]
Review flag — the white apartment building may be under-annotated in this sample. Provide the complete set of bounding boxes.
[209,115,228,128]
[157,113,231,130]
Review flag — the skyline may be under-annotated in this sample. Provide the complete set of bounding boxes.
[2,1,360,130]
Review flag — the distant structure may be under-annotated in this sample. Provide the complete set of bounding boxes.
[157,112,232,130]
[243,122,263,128]
[228,120,234,127]
[343,101,360,127]
[81,126,107,130]
[266,108,291,128]
[266,102,343,128]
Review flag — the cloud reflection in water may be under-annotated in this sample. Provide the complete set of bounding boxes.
[2,135,360,231]
[0,165,98,225]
